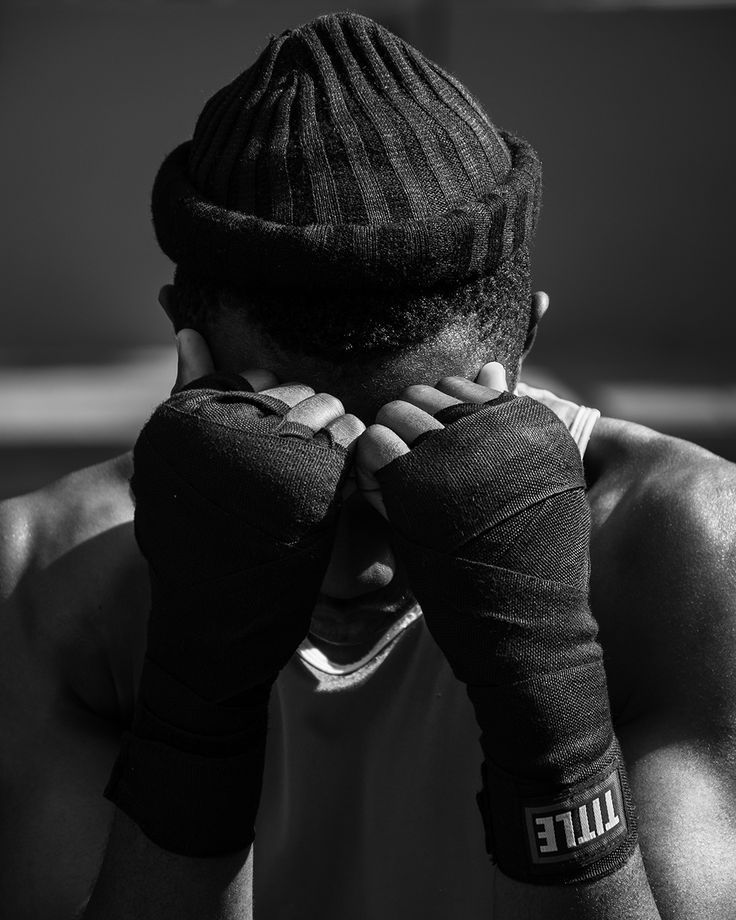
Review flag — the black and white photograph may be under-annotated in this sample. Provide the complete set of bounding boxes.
[1,1,735,917]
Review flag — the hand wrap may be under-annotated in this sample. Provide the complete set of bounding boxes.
[376,393,638,884]
[105,375,350,856]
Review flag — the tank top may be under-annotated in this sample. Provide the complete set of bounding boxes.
[254,393,600,918]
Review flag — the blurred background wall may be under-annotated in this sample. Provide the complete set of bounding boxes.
[1,0,735,497]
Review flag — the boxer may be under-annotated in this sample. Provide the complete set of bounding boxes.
[1,12,734,920]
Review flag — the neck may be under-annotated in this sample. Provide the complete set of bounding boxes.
[582,415,633,490]
[308,594,418,665]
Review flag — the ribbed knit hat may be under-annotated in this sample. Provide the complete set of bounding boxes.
[152,11,541,293]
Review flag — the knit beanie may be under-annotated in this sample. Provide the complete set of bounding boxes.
[152,11,541,294]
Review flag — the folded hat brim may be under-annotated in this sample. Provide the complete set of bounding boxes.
[151,132,541,294]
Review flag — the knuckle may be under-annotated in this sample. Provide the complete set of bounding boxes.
[362,423,384,442]
[316,392,344,414]
[375,400,405,425]
[242,369,278,392]
[344,413,367,434]
[326,413,360,432]
[436,375,462,390]
[271,382,314,403]
[355,425,386,463]
[327,414,366,446]
[260,370,280,387]
[401,383,433,402]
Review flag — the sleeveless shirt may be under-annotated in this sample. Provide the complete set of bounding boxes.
[254,392,600,918]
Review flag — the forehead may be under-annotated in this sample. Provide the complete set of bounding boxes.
[301,350,487,423]
[211,316,491,423]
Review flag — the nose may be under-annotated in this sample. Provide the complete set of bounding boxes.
[320,489,397,599]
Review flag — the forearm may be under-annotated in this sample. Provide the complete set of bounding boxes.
[86,371,351,918]
[83,811,253,920]
[493,846,660,919]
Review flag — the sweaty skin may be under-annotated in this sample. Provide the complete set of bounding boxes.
[1,322,736,919]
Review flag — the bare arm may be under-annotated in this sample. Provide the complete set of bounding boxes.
[491,729,736,919]
[80,327,366,919]
[82,813,253,920]
[490,450,736,918]
[493,846,660,918]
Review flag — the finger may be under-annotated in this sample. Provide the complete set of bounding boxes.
[324,413,366,451]
[399,384,462,416]
[238,368,280,392]
[375,400,443,446]
[158,284,175,315]
[356,424,409,474]
[436,375,504,403]
[173,329,215,394]
[531,290,549,315]
[515,381,539,399]
[259,382,315,408]
[285,392,345,432]
[475,361,508,391]
[355,424,410,521]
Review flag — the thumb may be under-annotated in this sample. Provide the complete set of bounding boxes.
[172,328,215,394]
[355,424,410,522]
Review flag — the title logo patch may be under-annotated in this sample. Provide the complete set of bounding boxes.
[525,770,627,865]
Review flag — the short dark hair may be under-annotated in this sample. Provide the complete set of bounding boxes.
[172,245,531,369]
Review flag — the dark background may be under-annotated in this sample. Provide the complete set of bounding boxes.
[1,0,735,498]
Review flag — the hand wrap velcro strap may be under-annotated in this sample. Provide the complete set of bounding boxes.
[375,394,638,883]
[105,377,350,856]
[476,740,637,884]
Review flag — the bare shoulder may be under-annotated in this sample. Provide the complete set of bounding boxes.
[588,415,736,546]
[0,453,146,719]
[0,456,143,918]
[0,452,136,602]
[588,422,736,916]
[586,417,736,730]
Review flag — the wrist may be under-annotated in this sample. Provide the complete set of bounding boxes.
[104,662,274,858]
[105,728,267,858]
[465,648,639,885]
[476,737,638,885]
